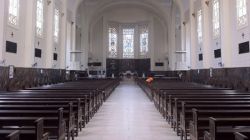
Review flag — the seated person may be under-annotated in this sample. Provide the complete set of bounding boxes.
[146,76,154,84]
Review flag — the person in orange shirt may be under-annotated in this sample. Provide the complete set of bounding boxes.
[146,76,154,84]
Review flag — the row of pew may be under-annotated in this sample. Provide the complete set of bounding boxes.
[0,79,120,140]
[137,78,250,140]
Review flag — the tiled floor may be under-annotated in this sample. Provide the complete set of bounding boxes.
[76,80,179,140]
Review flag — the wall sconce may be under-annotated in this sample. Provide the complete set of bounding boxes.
[218,62,224,67]
[242,33,245,39]
[183,21,186,26]
[53,64,57,68]
[0,59,6,65]
[205,1,210,6]
[192,13,195,18]
[32,62,38,68]
[61,12,65,17]
[71,21,74,25]
[47,0,51,5]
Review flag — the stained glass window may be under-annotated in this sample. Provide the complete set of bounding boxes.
[236,0,248,28]
[123,28,134,58]
[54,8,60,42]
[212,0,220,38]
[108,27,118,58]
[197,9,203,44]
[139,26,149,56]
[8,0,19,26]
[36,0,44,37]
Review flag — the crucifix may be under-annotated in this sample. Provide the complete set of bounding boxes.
[11,32,14,37]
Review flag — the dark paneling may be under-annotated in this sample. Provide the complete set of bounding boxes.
[239,41,250,54]
[199,54,203,61]
[106,59,150,77]
[35,48,42,58]
[0,67,68,91]
[6,41,17,53]
[53,53,58,61]
[88,62,102,66]
[155,62,164,67]
[214,49,221,58]
[106,59,120,77]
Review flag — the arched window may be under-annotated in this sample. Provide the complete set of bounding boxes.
[108,27,118,58]
[236,0,248,28]
[36,0,44,37]
[197,9,203,44]
[139,25,149,56]
[123,28,134,58]
[212,0,220,38]
[8,0,19,26]
[54,8,60,43]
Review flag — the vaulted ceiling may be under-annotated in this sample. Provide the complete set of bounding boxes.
[67,0,189,16]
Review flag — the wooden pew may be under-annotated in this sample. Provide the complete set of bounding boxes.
[0,130,20,140]
[171,96,250,128]
[190,111,250,140]
[0,108,65,140]
[235,132,250,140]
[0,97,89,125]
[0,107,70,140]
[0,101,82,136]
[204,117,250,140]
[0,118,49,140]
[180,103,250,140]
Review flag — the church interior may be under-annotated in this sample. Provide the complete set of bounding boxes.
[0,0,250,140]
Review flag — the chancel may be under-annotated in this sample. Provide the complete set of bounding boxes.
[0,0,250,140]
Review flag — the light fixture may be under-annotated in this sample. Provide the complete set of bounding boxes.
[32,62,38,68]
[183,21,186,26]
[61,12,65,17]
[47,0,51,5]
[192,13,195,18]
[205,1,210,6]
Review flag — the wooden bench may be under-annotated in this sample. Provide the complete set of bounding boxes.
[0,108,65,140]
[0,105,72,140]
[204,117,250,140]
[0,118,49,140]
[0,130,20,140]
[235,132,250,140]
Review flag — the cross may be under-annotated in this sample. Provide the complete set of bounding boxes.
[11,32,14,37]
[38,41,40,46]
[242,33,245,39]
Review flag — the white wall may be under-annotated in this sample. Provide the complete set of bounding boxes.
[78,5,170,71]
[188,0,250,69]
[0,0,67,69]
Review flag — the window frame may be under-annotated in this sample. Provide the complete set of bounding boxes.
[108,27,118,58]
[197,9,203,44]
[139,25,149,56]
[54,8,60,43]
[36,0,44,38]
[212,0,220,39]
[122,28,135,58]
[236,0,248,29]
[8,0,20,28]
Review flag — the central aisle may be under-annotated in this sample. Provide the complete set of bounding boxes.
[77,80,179,140]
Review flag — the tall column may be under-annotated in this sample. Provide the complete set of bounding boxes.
[71,22,76,61]
[220,0,232,67]
[24,0,36,67]
[59,1,67,69]
[189,0,197,69]
[45,1,54,68]
[202,0,212,68]
[0,0,5,62]
[169,7,176,70]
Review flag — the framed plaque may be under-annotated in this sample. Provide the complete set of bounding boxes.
[9,65,14,79]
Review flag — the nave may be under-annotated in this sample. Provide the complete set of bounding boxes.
[76,80,179,140]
